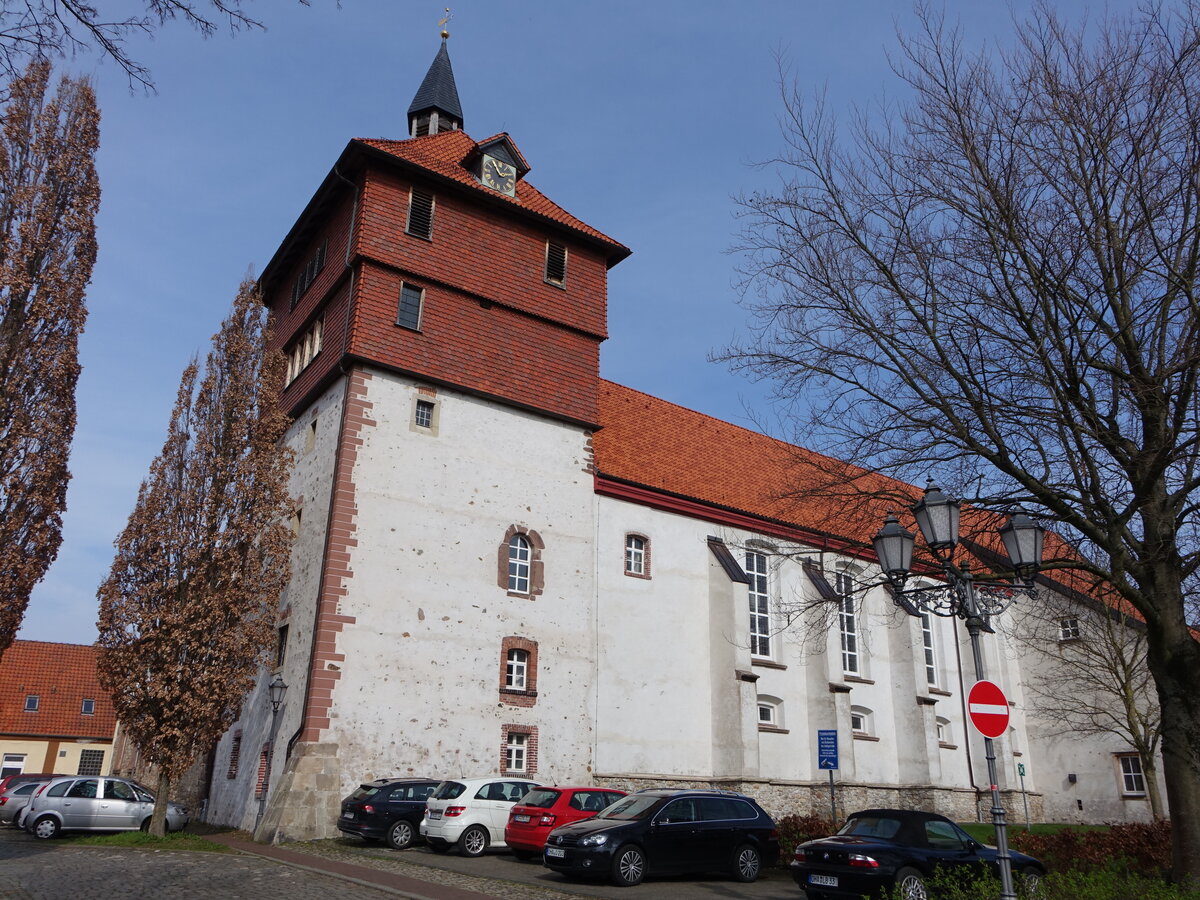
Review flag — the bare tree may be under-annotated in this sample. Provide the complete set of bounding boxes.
[96,280,292,835]
[728,1,1200,879]
[1009,582,1164,818]
[0,60,98,659]
[0,1,310,91]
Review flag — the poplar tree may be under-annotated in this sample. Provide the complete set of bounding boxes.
[97,280,293,835]
[0,60,99,659]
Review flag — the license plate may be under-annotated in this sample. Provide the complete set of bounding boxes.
[514,814,530,823]
[810,874,838,887]
[341,812,353,819]
[429,810,442,819]
[546,847,565,858]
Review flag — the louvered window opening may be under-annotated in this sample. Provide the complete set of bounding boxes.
[290,241,327,310]
[397,283,424,331]
[227,733,242,779]
[545,242,567,286]
[407,189,435,239]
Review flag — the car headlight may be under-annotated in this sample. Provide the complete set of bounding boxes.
[579,833,609,847]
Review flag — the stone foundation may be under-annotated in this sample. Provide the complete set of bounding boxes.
[254,742,344,844]
[594,773,1043,826]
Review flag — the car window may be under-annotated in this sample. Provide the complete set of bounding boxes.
[103,781,136,801]
[657,798,698,824]
[13,782,40,796]
[349,785,383,801]
[925,820,967,849]
[66,779,98,799]
[502,782,532,803]
[432,781,466,800]
[523,789,561,809]
[698,797,756,820]
[598,795,661,821]
[573,791,621,813]
[47,781,74,797]
[839,816,902,839]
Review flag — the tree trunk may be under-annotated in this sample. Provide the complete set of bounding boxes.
[1144,755,1166,821]
[151,770,172,838]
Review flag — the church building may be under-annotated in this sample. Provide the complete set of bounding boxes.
[203,37,1165,841]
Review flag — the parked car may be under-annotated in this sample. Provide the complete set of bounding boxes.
[337,777,440,849]
[23,775,189,839]
[542,788,780,886]
[0,780,48,825]
[790,808,1046,899]
[0,773,67,795]
[504,786,627,859]
[420,776,541,856]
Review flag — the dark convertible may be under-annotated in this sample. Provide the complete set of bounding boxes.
[790,808,1045,899]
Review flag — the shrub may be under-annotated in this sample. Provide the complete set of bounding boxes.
[1009,820,1172,876]
[775,813,835,859]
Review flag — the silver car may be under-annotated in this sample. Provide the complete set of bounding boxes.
[0,780,47,825]
[23,776,189,838]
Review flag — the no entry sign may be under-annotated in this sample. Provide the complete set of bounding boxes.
[967,680,1010,739]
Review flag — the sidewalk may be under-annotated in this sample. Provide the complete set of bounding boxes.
[199,833,569,900]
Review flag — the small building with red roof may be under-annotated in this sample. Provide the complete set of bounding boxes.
[201,34,1165,841]
[0,640,116,780]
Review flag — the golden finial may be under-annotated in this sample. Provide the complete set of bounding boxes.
[438,7,453,40]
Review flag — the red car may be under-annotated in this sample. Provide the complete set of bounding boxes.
[505,786,627,859]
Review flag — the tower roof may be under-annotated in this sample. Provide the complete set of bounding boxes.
[408,39,463,132]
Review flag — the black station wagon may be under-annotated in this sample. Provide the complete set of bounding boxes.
[542,788,780,886]
[337,777,440,849]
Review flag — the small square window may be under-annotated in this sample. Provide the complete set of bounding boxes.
[415,400,434,429]
[24,695,38,712]
[1058,617,1081,641]
[81,699,95,716]
[77,749,104,776]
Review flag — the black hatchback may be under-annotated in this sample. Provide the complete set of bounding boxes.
[542,788,779,886]
[337,777,440,849]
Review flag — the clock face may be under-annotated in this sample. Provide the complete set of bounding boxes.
[482,156,516,195]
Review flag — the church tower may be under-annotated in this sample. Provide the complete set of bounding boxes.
[205,35,629,840]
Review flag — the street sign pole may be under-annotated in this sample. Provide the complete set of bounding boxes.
[817,729,839,825]
[1018,763,1031,831]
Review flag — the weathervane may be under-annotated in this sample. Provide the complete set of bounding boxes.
[439,7,453,40]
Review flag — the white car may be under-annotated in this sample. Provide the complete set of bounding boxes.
[420,776,541,856]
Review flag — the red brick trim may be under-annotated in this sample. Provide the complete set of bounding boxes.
[227,731,242,779]
[499,637,539,707]
[500,724,538,775]
[497,525,545,598]
[297,370,369,742]
[255,742,271,799]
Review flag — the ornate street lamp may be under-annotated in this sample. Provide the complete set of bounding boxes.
[255,674,289,831]
[870,484,1044,900]
[268,673,288,712]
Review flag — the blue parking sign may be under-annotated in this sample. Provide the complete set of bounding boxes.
[818,729,839,770]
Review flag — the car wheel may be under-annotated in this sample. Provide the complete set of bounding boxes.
[611,844,646,887]
[387,819,415,850]
[140,817,152,832]
[895,867,928,900]
[731,843,761,882]
[1019,866,1044,897]
[458,825,489,857]
[32,816,59,840]
[427,838,451,854]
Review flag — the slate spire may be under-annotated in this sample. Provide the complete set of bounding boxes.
[408,37,463,137]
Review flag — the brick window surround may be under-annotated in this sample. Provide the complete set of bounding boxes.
[499,636,539,707]
[497,525,545,598]
[227,731,242,779]
[624,533,651,579]
[255,742,271,799]
[501,724,538,775]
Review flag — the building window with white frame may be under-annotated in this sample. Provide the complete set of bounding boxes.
[936,716,952,745]
[850,705,873,736]
[837,572,859,675]
[506,731,528,773]
[921,612,938,687]
[505,648,528,690]
[414,399,434,428]
[1058,617,1081,641]
[1,754,25,777]
[624,534,648,577]
[1118,753,1147,796]
[508,535,531,594]
[746,550,771,657]
[757,696,784,731]
[23,695,38,712]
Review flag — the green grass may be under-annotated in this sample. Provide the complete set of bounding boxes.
[56,826,236,852]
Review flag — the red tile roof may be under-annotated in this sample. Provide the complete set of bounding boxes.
[357,131,630,261]
[0,641,116,740]
[594,380,918,552]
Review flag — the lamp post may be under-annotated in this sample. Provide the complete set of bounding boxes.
[255,673,288,830]
[872,483,1044,900]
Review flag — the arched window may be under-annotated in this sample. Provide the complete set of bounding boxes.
[506,649,529,690]
[624,533,650,577]
[936,717,952,745]
[497,526,544,597]
[757,695,785,731]
[508,535,531,594]
[499,636,539,706]
[850,705,873,736]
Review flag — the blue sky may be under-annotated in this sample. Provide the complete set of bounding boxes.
[17,0,1122,645]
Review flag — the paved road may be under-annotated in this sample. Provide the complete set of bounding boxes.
[0,827,396,900]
